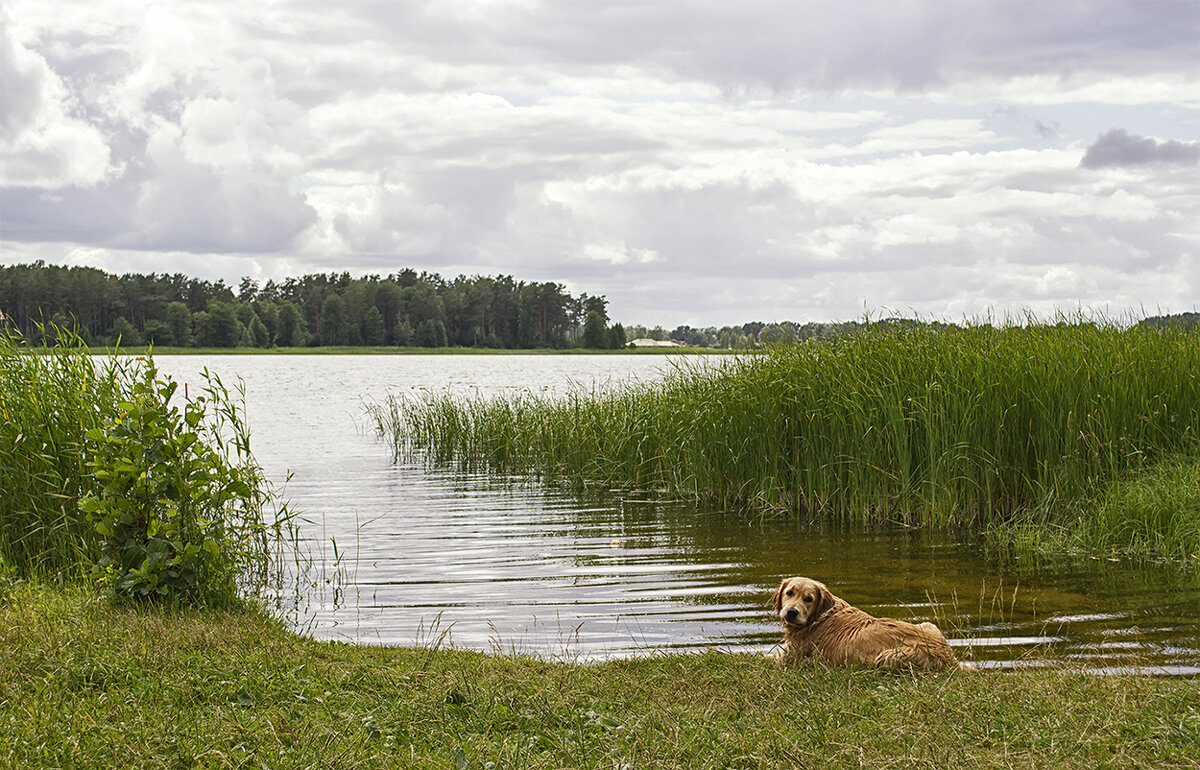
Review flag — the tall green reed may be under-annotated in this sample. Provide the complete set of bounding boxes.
[373,319,1200,545]
[0,328,126,577]
[1075,454,1200,561]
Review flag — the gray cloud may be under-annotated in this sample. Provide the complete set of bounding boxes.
[2,0,1198,326]
[1080,129,1200,169]
[989,106,1060,141]
[324,1,1199,93]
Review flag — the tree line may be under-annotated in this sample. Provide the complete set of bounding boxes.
[635,313,1200,347]
[1140,312,1200,330]
[625,318,958,349]
[14,261,1174,352]
[0,262,627,350]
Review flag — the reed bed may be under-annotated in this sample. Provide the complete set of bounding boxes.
[373,320,1200,553]
[0,331,129,577]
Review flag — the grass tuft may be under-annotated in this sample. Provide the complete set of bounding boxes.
[1082,456,1200,561]
[0,328,127,578]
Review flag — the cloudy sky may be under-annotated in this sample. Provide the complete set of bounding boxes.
[2,1,1198,327]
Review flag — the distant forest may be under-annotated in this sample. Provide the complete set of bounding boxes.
[0,261,899,350]
[0,262,627,350]
[1140,312,1200,330]
[2,262,1194,350]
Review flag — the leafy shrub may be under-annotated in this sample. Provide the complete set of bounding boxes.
[1,325,293,607]
[79,361,288,607]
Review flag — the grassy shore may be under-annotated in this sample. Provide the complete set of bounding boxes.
[375,321,1200,561]
[2,582,1197,770]
[6,328,1199,768]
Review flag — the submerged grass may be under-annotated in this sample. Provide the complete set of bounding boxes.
[373,319,1200,558]
[2,581,1197,769]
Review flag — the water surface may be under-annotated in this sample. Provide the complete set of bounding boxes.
[153,354,1200,673]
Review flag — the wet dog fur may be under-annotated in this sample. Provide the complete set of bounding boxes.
[770,576,963,670]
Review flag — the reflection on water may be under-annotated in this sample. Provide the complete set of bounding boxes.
[152,355,1200,673]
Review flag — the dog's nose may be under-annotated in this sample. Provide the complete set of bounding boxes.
[785,607,799,621]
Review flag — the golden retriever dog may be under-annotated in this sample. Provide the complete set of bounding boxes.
[771,576,962,671]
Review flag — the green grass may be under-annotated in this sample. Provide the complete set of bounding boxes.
[2,581,1197,769]
[1077,455,1200,560]
[994,454,1200,562]
[374,319,1200,560]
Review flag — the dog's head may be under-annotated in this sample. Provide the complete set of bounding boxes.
[771,576,832,627]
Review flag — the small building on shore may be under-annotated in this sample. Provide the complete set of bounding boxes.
[629,338,685,347]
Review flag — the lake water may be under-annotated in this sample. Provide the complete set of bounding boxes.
[152,354,1200,673]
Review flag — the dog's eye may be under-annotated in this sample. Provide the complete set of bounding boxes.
[803,596,813,604]
[785,590,794,597]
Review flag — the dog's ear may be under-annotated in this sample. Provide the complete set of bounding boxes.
[771,579,787,612]
[812,583,832,619]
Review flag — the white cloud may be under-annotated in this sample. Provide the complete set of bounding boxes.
[848,119,1001,155]
[2,0,1198,326]
[581,243,660,266]
[0,18,115,187]
[305,175,454,259]
[943,73,1200,108]
[131,116,316,253]
[871,214,961,248]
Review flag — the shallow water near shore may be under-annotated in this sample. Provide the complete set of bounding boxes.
[150,354,1200,674]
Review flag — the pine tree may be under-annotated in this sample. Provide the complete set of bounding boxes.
[319,294,349,346]
[582,310,608,349]
[362,306,385,346]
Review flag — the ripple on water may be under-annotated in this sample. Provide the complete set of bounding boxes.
[151,355,1200,671]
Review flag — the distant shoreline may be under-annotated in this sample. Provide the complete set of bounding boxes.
[93,345,734,356]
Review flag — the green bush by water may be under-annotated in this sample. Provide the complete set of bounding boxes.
[1,328,294,606]
[79,363,293,606]
[374,320,1200,556]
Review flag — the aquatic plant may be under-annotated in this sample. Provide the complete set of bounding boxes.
[0,328,124,577]
[1079,455,1200,561]
[0,327,295,606]
[373,317,1200,556]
